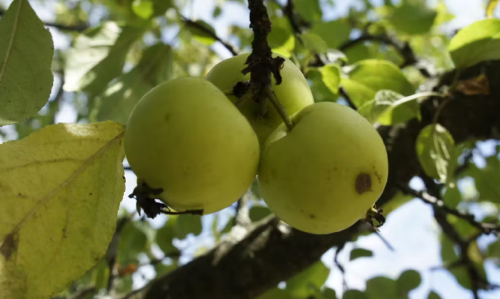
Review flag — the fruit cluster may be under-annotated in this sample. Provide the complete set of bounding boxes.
[124,53,388,234]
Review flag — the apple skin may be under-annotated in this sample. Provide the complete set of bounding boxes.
[258,102,388,234]
[205,53,314,145]
[125,77,259,215]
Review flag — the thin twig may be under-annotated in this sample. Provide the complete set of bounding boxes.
[264,87,294,130]
[283,0,303,34]
[421,176,498,298]
[373,230,395,251]
[0,9,88,32]
[432,97,451,124]
[454,148,474,176]
[434,209,481,299]
[106,213,136,295]
[180,15,238,56]
[334,244,348,293]
[397,182,499,235]
[339,87,357,110]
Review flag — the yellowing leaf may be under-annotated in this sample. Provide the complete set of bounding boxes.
[0,0,54,126]
[0,122,125,299]
[456,73,490,96]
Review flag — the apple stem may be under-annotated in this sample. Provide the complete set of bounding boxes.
[265,87,295,131]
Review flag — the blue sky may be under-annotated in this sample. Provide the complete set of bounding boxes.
[0,0,499,298]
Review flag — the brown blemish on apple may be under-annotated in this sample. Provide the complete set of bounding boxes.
[355,173,372,194]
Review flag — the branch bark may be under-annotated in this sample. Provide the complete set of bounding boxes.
[398,183,499,235]
[242,0,293,130]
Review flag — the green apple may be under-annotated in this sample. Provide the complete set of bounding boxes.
[258,102,388,234]
[125,77,259,214]
[205,53,314,145]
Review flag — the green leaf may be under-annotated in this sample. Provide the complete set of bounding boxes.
[344,43,372,64]
[447,214,478,240]
[155,262,177,276]
[0,122,125,298]
[449,19,500,69]
[487,239,500,259]
[427,291,442,299]
[487,0,500,18]
[115,276,133,293]
[91,259,109,291]
[95,44,173,123]
[349,248,373,261]
[286,261,330,297]
[341,60,415,107]
[176,214,202,239]
[358,90,400,124]
[300,32,328,54]
[306,68,338,102]
[416,124,455,183]
[64,22,144,94]
[365,276,399,299]
[132,0,154,19]
[0,0,54,126]
[213,6,222,18]
[156,217,178,254]
[249,206,272,222]
[389,3,437,35]
[310,20,351,49]
[293,0,322,23]
[251,179,261,199]
[320,64,341,95]
[150,0,173,16]
[441,237,486,290]
[118,221,148,264]
[359,91,440,125]
[268,25,295,57]
[220,217,234,234]
[440,234,457,263]
[443,184,462,208]
[467,156,500,203]
[397,270,422,295]
[185,20,217,45]
[322,287,337,299]
[343,290,368,299]
[449,263,487,290]
[382,192,413,216]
